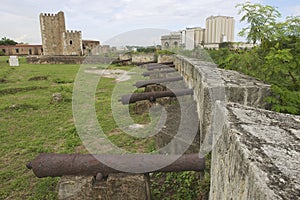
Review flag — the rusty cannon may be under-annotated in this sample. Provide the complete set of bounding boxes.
[143,68,177,77]
[147,64,175,71]
[26,153,205,178]
[120,89,193,104]
[159,62,174,65]
[134,76,183,88]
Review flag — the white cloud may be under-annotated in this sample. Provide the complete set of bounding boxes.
[0,0,297,45]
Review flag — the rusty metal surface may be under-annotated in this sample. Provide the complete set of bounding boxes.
[143,68,177,77]
[120,89,193,104]
[147,65,175,71]
[27,153,205,178]
[158,62,174,65]
[134,76,183,88]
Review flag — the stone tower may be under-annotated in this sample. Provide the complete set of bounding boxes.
[40,11,83,56]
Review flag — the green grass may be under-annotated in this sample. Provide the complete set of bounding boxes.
[0,56,154,199]
[0,56,81,199]
[0,56,207,199]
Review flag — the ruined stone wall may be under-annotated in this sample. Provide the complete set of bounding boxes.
[174,55,300,199]
[131,53,157,64]
[157,54,174,63]
[40,12,66,55]
[26,55,84,64]
[63,31,83,56]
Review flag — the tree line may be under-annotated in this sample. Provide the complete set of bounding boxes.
[0,37,18,45]
[209,2,300,114]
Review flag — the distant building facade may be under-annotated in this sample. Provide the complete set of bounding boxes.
[40,11,83,56]
[161,32,181,49]
[0,44,43,56]
[205,16,234,44]
[161,15,235,50]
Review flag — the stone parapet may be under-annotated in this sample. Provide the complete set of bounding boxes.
[174,55,271,153]
[174,55,299,199]
[210,103,300,200]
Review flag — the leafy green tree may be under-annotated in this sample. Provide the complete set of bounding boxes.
[209,2,300,115]
[236,1,281,45]
[0,37,18,45]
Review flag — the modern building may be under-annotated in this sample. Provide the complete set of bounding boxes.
[205,16,234,44]
[161,15,235,50]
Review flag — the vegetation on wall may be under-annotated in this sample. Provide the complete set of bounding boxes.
[209,2,300,114]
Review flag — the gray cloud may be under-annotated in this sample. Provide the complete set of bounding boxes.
[0,0,297,45]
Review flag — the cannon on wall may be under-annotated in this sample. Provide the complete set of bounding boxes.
[27,153,205,178]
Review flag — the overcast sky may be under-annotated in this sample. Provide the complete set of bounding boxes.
[0,0,299,46]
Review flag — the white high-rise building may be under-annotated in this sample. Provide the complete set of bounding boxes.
[185,28,196,50]
[205,16,235,44]
[161,15,235,49]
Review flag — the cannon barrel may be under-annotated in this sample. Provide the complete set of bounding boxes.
[147,65,175,71]
[134,76,183,88]
[120,89,193,104]
[143,68,177,77]
[159,62,174,65]
[26,153,205,178]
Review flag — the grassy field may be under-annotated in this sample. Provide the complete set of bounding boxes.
[0,56,154,199]
[0,56,209,200]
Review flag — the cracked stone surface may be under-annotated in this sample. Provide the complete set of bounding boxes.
[210,103,300,200]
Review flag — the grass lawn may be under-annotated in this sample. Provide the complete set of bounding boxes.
[0,56,208,200]
[0,56,154,199]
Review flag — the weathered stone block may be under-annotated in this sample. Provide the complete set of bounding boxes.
[157,54,174,63]
[210,103,300,200]
[58,174,150,200]
[132,53,157,64]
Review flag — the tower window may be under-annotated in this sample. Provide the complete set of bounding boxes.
[70,40,73,45]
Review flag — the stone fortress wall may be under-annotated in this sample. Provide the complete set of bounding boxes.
[174,55,300,200]
[40,11,82,56]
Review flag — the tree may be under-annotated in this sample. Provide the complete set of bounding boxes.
[0,37,18,45]
[236,1,281,45]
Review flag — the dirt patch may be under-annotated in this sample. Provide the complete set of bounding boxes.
[0,86,48,96]
[84,69,133,82]
[0,78,7,83]
[28,76,48,81]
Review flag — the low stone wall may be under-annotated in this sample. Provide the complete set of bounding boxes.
[174,55,270,153]
[174,55,300,199]
[157,54,174,63]
[131,53,157,64]
[210,102,300,200]
[27,55,84,64]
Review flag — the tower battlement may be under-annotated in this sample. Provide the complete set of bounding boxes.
[66,30,82,34]
[39,11,82,56]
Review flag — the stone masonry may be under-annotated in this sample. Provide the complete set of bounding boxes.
[210,102,300,200]
[173,55,300,199]
[40,11,82,56]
